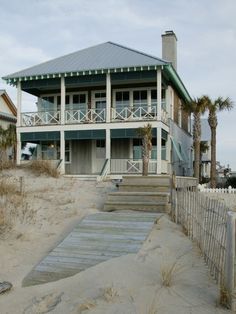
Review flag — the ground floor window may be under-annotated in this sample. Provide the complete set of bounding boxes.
[65,141,71,163]
[41,141,60,160]
[133,138,157,160]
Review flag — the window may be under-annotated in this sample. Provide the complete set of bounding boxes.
[161,138,167,160]
[116,91,129,103]
[133,90,148,112]
[41,141,58,160]
[95,92,106,98]
[96,140,105,158]
[73,94,86,104]
[65,141,71,163]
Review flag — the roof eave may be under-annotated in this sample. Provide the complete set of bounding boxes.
[2,64,166,86]
[164,64,192,103]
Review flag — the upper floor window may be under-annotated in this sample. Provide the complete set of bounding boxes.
[133,90,147,110]
[115,91,129,109]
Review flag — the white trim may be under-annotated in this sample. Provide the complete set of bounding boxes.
[61,77,65,124]
[106,73,111,123]
[157,69,162,121]
[65,140,72,164]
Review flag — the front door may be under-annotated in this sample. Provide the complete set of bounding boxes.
[92,91,106,122]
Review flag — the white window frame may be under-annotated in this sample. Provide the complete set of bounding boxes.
[65,140,72,164]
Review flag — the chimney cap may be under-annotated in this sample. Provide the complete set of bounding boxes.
[162,30,177,41]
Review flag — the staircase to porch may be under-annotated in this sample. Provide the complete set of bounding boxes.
[103,175,171,212]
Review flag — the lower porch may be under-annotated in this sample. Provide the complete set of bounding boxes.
[20,128,170,176]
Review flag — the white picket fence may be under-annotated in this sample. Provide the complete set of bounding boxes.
[199,185,236,194]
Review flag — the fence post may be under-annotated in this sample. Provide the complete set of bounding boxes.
[225,211,236,310]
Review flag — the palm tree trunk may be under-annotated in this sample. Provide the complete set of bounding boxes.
[208,110,217,188]
[210,127,217,188]
[193,112,201,182]
[142,136,149,176]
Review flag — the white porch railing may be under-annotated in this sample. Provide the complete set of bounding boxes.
[111,106,157,122]
[21,111,61,126]
[65,109,106,124]
[110,159,157,174]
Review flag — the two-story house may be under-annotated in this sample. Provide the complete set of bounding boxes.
[3,31,192,177]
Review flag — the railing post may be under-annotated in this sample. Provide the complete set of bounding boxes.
[225,211,236,310]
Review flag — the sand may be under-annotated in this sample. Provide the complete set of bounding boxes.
[0,169,230,313]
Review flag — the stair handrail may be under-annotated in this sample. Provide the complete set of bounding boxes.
[97,159,109,182]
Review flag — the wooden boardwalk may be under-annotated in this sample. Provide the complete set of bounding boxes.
[23,211,160,286]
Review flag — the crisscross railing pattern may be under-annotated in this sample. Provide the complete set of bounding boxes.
[22,111,60,126]
[65,109,106,124]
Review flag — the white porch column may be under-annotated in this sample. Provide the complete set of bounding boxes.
[106,73,111,123]
[156,127,162,174]
[61,76,65,125]
[16,130,21,165]
[60,130,65,174]
[166,135,171,174]
[157,68,162,121]
[17,81,22,127]
[106,129,111,174]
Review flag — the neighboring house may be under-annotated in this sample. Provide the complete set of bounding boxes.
[2,31,192,177]
[200,119,211,179]
[0,90,17,160]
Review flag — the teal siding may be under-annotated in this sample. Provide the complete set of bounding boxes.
[65,130,105,140]
[111,128,156,139]
[21,131,60,142]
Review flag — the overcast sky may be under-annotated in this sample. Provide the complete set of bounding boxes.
[0,0,235,169]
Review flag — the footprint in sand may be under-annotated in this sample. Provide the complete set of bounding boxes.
[23,292,63,314]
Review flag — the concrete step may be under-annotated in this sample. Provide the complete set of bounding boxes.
[118,184,170,193]
[103,201,169,213]
[64,175,97,181]
[122,175,170,186]
[107,191,169,203]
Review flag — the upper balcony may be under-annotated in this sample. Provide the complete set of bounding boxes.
[21,101,169,127]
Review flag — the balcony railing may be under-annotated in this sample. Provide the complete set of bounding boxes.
[111,105,157,122]
[110,159,157,174]
[21,105,169,126]
[65,108,106,124]
[21,111,61,126]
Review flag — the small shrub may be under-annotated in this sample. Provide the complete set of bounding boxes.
[0,177,35,234]
[0,160,15,171]
[160,260,179,287]
[28,160,59,178]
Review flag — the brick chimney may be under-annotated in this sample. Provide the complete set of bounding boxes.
[162,30,177,71]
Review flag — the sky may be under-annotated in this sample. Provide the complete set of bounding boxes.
[0,0,235,169]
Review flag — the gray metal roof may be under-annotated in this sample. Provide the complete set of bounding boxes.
[4,42,168,80]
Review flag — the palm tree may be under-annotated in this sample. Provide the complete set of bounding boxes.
[182,97,207,182]
[138,123,152,176]
[203,96,234,188]
[200,141,209,183]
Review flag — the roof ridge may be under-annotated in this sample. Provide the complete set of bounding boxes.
[107,41,169,64]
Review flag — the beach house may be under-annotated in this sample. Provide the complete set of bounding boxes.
[3,31,193,177]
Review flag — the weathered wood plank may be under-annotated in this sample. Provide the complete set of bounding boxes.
[23,212,158,286]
